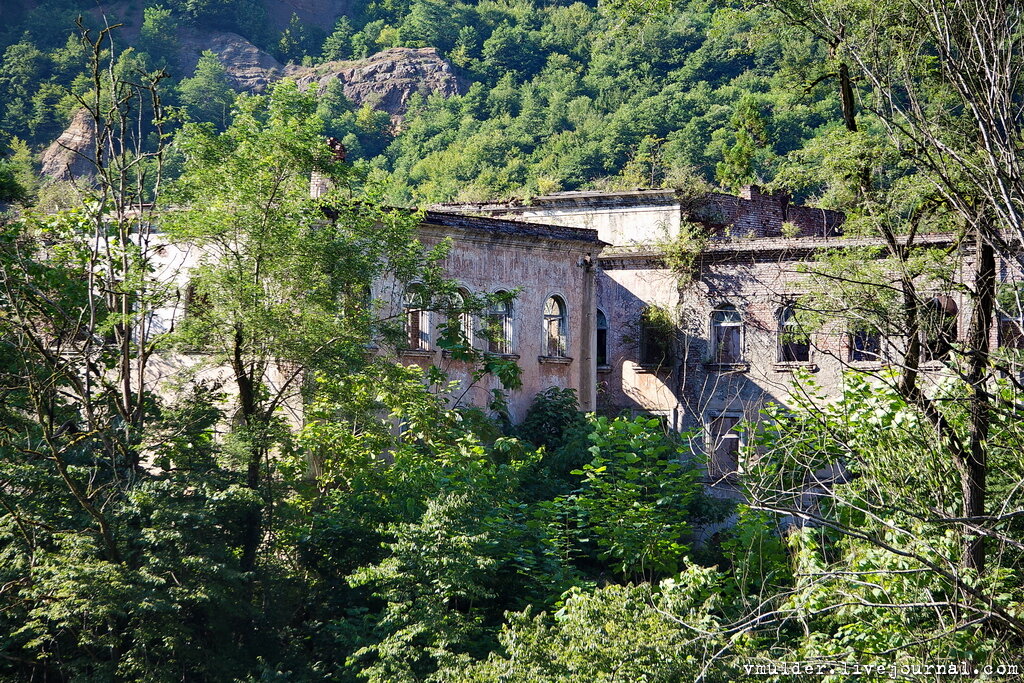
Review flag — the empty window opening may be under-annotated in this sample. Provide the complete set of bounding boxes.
[486,292,513,354]
[850,327,882,361]
[710,304,743,363]
[707,413,742,480]
[596,309,608,367]
[639,308,673,366]
[404,286,430,351]
[778,303,810,362]
[544,296,568,357]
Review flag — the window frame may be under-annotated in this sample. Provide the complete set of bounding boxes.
[486,290,514,355]
[543,295,569,358]
[777,301,810,363]
[705,411,744,482]
[403,285,430,352]
[709,303,744,364]
[849,326,883,362]
[596,308,609,368]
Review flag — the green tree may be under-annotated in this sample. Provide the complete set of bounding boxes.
[321,15,355,61]
[276,12,313,63]
[164,80,433,573]
[139,4,181,69]
[177,50,235,129]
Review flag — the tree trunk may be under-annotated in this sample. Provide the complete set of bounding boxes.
[838,62,857,133]
[233,325,263,574]
[962,225,994,572]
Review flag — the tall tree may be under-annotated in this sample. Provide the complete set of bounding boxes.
[163,80,438,573]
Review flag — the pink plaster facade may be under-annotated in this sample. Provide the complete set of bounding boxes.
[385,211,602,422]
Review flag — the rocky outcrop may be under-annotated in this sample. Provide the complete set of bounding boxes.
[285,47,465,118]
[178,29,284,92]
[40,109,98,180]
[42,41,464,179]
[176,35,463,119]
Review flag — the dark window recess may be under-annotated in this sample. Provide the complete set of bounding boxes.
[921,295,957,362]
[711,304,742,363]
[596,309,608,366]
[640,320,672,366]
[850,329,881,361]
[708,414,741,479]
[778,304,810,362]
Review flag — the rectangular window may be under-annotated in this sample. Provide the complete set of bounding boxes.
[707,413,742,480]
[405,308,429,350]
[778,303,810,362]
[711,304,743,363]
[850,329,881,361]
[999,316,1024,350]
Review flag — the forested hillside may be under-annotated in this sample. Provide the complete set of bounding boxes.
[0,0,840,204]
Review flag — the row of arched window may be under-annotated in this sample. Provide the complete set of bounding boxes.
[403,293,969,367]
[403,288,569,357]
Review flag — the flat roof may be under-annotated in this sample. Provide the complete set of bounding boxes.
[422,209,605,245]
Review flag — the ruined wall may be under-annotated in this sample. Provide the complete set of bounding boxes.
[440,186,843,248]
[380,214,600,422]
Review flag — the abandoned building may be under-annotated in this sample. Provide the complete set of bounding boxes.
[438,187,1019,483]
[154,176,1019,484]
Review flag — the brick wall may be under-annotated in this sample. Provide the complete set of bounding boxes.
[698,186,843,240]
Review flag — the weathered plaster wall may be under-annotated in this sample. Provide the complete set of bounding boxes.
[379,215,600,422]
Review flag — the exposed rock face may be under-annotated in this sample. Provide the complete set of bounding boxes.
[285,47,465,117]
[176,34,463,119]
[43,40,464,178]
[40,109,98,180]
[178,29,284,92]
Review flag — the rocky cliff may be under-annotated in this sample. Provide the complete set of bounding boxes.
[285,47,465,117]
[178,28,284,92]
[40,109,98,180]
[177,33,463,118]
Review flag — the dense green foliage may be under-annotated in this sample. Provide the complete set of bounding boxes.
[0,0,848,205]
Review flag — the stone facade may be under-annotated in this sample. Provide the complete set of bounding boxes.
[383,210,602,422]
[150,206,603,425]
[439,187,993,483]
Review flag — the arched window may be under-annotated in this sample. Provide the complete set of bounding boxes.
[403,285,429,351]
[544,296,568,357]
[922,295,957,361]
[596,309,608,367]
[486,291,513,354]
[777,303,809,362]
[710,303,743,363]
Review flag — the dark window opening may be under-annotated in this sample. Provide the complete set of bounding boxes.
[850,328,882,361]
[778,303,810,362]
[639,311,672,366]
[711,304,743,363]
[708,414,742,480]
[596,309,608,366]
[921,295,957,362]
[544,296,568,357]
[486,292,512,354]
